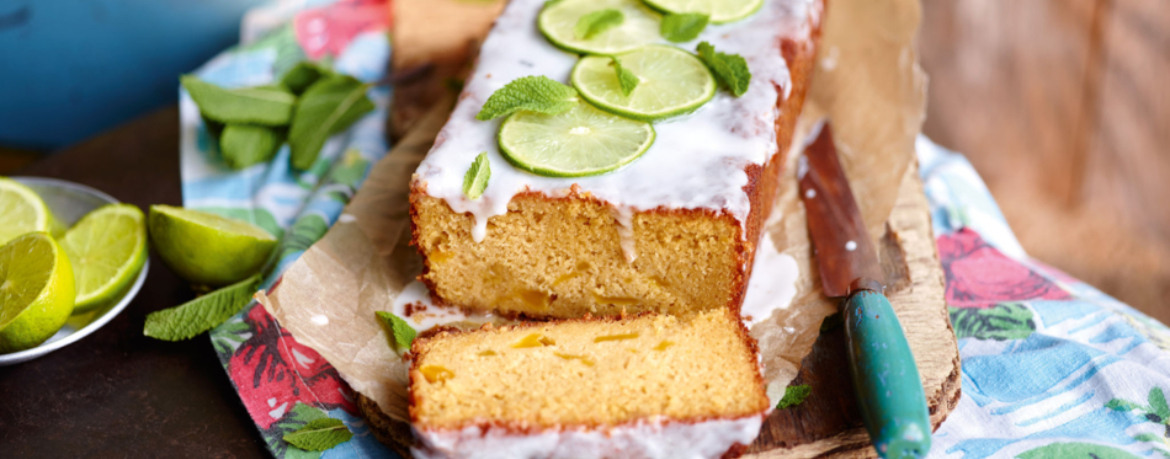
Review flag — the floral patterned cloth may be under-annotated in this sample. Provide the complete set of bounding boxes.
[182,2,1170,458]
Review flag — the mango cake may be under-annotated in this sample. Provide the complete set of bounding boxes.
[409,0,824,319]
[408,308,770,459]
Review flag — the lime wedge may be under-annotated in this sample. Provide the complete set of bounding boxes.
[62,204,147,313]
[148,205,278,287]
[539,0,662,55]
[498,102,655,177]
[643,0,763,24]
[572,45,716,121]
[0,177,52,245]
[0,232,76,353]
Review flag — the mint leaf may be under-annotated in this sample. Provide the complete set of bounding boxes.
[283,418,353,451]
[288,75,375,170]
[475,76,578,121]
[181,75,296,126]
[280,61,332,95]
[376,311,418,351]
[144,274,262,341]
[463,152,491,199]
[575,9,624,39]
[697,41,752,97]
[777,384,811,409]
[660,13,708,42]
[220,124,285,169]
[613,58,639,96]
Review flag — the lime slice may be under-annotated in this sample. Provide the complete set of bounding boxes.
[62,204,147,313]
[572,45,716,121]
[539,0,662,55]
[0,232,76,353]
[0,177,52,245]
[148,205,278,287]
[643,0,763,23]
[498,102,655,177]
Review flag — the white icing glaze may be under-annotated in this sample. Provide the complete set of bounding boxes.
[740,233,800,327]
[412,415,765,459]
[415,0,819,242]
[392,280,495,331]
[610,205,637,262]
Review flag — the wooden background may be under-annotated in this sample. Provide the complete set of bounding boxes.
[918,0,1170,323]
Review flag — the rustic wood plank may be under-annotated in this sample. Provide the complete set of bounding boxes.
[919,0,1170,324]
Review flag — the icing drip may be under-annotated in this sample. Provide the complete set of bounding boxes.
[412,415,766,459]
[610,205,637,263]
[415,0,819,241]
[740,234,800,327]
[392,280,495,331]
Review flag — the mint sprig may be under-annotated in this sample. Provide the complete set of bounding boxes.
[144,274,262,341]
[283,418,353,451]
[777,384,811,409]
[697,41,752,97]
[661,13,709,42]
[475,76,578,121]
[613,58,639,97]
[376,311,418,351]
[575,9,624,39]
[280,61,332,95]
[463,152,491,199]
[181,75,296,126]
[288,75,375,170]
[220,124,285,170]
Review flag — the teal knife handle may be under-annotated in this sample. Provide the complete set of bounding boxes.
[844,290,931,459]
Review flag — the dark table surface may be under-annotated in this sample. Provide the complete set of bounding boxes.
[1,107,270,459]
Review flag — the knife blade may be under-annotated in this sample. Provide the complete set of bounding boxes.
[798,121,931,459]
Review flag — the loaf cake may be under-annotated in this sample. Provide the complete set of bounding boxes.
[409,0,823,319]
[408,308,770,459]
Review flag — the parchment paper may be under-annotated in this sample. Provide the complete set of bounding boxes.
[257,0,925,423]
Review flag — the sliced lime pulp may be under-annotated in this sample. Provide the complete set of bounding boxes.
[538,0,662,55]
[643,0,763,24]
[0,177,52,245]
[149,205,277,287]
[572,45,716,121]
[62,204,148,313]
[0,232,76,353]
[498,102,655,177]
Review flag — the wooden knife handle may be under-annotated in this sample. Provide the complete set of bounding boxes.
[844,290,932,459]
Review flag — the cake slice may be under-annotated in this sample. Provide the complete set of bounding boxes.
[408,308,770,459]
[409,0,823,319]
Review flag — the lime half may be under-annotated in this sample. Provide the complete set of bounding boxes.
[643,0,763,24]
[539,0,662,55]
[0,232,76,353]
[572,45,716,121]
[498,102,655,177]
[149,205,277,287]
[0,178,52,245]
[62,204,148,313]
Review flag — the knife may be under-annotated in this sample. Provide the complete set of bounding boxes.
[798,121,931,459]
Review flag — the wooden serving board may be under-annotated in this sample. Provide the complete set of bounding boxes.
[747,164,961,458]
[355,163,961,458]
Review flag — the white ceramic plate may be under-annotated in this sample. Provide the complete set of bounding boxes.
[0,177,149,366]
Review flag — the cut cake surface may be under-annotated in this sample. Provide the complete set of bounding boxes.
[408,308,770,459]
[409,0,823,319]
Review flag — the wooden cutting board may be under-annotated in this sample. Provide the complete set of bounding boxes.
[356,162,961,458]
[747,163,961,458]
